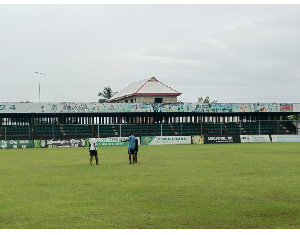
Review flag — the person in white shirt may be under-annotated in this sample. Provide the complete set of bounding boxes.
[89,138,98,165]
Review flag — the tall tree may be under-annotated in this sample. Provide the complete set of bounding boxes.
[98,86,117,103]
[198,96,218,103]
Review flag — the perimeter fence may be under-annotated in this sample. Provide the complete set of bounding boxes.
[0,120,298,140]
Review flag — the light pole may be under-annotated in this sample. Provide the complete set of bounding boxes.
[35,70,46,102]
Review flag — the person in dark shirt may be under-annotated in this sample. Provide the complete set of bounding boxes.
[134,138,139,164]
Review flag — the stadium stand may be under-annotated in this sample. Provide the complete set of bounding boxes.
[63,125,91,138]
[0,102,298,140]
[240,121,290,135]
[201,123,223,135]
[0,125,31,140]
[0,121,297,140]
[91,125,116,137]
[172,123,200,135]
[33,125,63,139]
[113,123,174,137]
[224,122,242,135]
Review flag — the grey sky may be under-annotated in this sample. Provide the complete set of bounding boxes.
[1,4,300,103]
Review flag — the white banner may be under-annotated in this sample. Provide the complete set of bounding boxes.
[240,135,271,143]
[141,136,191,145]
[94,137,140,147]
[271,135,300,142]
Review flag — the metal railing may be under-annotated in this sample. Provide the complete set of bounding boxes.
[0,121,298,140]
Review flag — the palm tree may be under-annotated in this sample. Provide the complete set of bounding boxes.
[98,86,117,103]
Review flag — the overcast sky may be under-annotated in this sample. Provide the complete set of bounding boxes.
[1,3,300,103]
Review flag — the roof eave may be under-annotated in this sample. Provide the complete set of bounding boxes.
[136,93,181,96]
[106,92,182,102]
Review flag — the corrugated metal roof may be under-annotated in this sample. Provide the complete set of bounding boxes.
[106,77,181,102]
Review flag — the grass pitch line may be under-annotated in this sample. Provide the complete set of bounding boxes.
[0,191,126,229]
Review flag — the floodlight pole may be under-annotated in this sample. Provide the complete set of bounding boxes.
[35,70,46,102]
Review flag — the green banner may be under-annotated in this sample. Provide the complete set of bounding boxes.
[0,140,33,149]
[34,139,88,148]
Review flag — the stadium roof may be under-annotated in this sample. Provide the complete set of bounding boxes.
[106,77,182,103]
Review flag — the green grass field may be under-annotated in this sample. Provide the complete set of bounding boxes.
[0,143,299,229]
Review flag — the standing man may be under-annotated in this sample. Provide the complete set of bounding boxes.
[121,133,136,164]
[89,138,99,165]
[134,137,139,163]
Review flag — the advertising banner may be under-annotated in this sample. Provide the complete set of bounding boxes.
[0,102,294,114]
[240,135,271,143]
[94,137,140,147]
[34,139,88,148]
[271,135,300,142]
[192,135,204,144]
[204,135,240,144]
[0,140,33,149]
[141,136,191,145]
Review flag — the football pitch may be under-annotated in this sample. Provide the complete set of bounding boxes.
[0,143,299,229]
